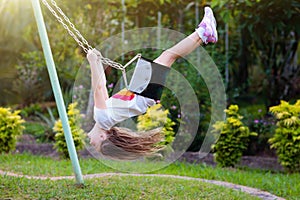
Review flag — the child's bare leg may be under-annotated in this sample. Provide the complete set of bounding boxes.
[154,32,202,67]
[87,49,109,109]
[154,7,218,67]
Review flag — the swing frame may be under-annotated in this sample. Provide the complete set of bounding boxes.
[31,0,84,184]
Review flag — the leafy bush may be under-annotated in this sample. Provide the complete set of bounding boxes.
[20,105,57,143]
[137,103,176,147]
[23,122,46,141]
[240,104,267,121]
[268,100,300,173]
[0,107,25,153]
[23,122,55,143]
[211,105,257,167]
[35,107,57,142]
[237,104,276,155]
[53,102,86,159]
[20,103,43,119]
[246,116,276,155]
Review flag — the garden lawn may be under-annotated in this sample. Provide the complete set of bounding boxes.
[1,153,299,199]
[1,175,259,200]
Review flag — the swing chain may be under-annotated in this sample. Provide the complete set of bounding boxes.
[99,57,125,70]
[49,0,93,51]
[41,0,126,70]
[41,0,91,53]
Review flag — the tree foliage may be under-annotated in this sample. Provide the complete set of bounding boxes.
[212,0,300,105]
[11,51,51,106]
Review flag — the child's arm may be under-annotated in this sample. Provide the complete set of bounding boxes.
[87,49,109,109]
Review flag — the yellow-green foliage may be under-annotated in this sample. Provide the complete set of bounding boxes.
[0,107,25,153]
[53,102,86,159]
[212,105,257,167]
[268,100,300,173]
[137,104,176,145]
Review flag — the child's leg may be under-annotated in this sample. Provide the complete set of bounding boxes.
[154,32,202,67]
[154,7,217,67]
[87,49,109,109]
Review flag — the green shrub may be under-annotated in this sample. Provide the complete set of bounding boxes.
[23,122,45,141]
[0,107,25,153]
[35,107,57,142]
[239,104,276,155]
[268,100,300,173]
[137,103,176,147]
[246,117,276,155]
[53,102,86,159]
[211,105,257,167]
[23,122,55,143]
[20,103,43,119]
[240,104,267,121]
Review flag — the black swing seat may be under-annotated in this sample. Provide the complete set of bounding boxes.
[128,57,170,100]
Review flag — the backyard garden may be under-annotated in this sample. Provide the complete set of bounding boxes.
[1,0,300,199]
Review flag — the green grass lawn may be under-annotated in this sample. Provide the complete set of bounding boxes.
[1,175,260,200]
[1,153,300,199]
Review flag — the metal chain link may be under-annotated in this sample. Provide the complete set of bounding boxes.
[50,0,93,51]
[41,0,90,53]
[41,0,125,70]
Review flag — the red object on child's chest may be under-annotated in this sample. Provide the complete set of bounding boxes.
[112,89,135,101]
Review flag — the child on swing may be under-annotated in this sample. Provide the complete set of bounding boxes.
[87,7,218,160]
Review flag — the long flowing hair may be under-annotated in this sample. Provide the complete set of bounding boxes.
[99,127,165,160]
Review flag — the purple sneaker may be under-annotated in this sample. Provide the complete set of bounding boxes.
[196,7,218,44]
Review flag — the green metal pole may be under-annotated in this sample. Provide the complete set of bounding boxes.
[31,0,84,185]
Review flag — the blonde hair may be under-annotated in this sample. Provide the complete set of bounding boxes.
[99,127,165,160]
